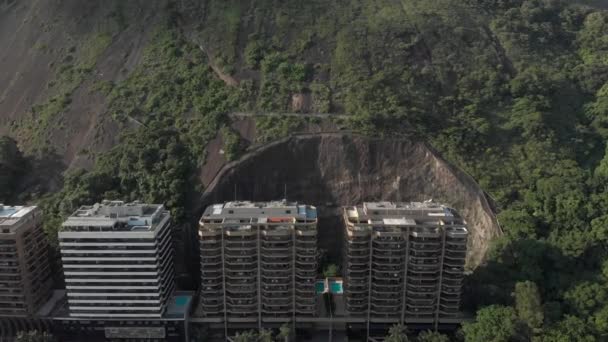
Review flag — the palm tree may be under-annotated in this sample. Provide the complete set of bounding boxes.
[385,324,409,342]
[277,323,291,342]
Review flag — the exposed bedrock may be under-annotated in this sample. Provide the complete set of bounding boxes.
[199,133,501,269]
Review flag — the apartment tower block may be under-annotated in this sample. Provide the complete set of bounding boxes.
[343,202,467,327]
[59,200,175,318]
[0,205,52,317]
[198,200,318,327]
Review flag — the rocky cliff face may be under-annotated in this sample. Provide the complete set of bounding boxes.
[199,133,501,269]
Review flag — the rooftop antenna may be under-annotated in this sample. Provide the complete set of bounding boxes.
[283,183,287,201]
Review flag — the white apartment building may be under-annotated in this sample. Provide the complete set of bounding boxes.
[59,200,175,318]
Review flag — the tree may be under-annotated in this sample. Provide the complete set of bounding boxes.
[417,330,449,342]
[538,316,595,342]
[234,330,258,342]
[258,328,273,342]
[277,324,291,342]
[386,324,409,342]
[462,305,518,342]
[16,331,55,342]
[323,264,339,278]
[514,281,544,332]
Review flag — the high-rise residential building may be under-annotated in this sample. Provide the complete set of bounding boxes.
[343,202,467,327]
[58,200,175,318]
[0,205,52,317]
[198,200,318,328]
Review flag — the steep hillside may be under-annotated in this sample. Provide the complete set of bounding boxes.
[0,0,163,167]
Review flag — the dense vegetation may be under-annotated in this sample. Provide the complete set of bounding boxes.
[2,0,608,340]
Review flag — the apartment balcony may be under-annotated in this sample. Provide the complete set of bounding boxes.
[347,260,370,269]
[409,265,441,273]
[199,229,222,237]
[225,285,257,294]
[201,270,222,279]
[201,258,222,266]
[371,290,401,299]
[405,308,435,317]
[296,228,316,236]
[372,270,402,280]
[227,306,257,315]
[346,243,369,253]
[444,259,465,269]
[261,259,291,266]
[406,285,438,294]
[225,257,257,266]
[225,236,257,244]
[295,269,316,277]
[372,258,402,267]
[225,248,256,256]
[441,278,463,287]
[262,297,292,306]
[408,272,440,280]
[346,304,368,314]
[199,246,221,255]
[346,270,368,279]
[200,283,223,293]
[346,237,369,246]
[225,229,255,238]
[295,246,316,255]
[201,304,223,313]
[262,229,291,237]
[443,265,465,274]
[295,257,315,265]
[371,286,401,295]
[370,305,400,315]
[262,268,291,277]
[226,275,257,282]
[408,298,436,306]
[261,277,292,286]
[439,303,460,313]
[261,287,290,294]
[345,286,369,295]
[348,246,371,255]
[225,244,257,252]
[261,291,292,300]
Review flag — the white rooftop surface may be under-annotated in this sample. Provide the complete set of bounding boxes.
[203,200,317,220]
[61,200,167,232]
[0,205,37,231]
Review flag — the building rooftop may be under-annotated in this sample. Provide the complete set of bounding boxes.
[346,201,466,227]
[0,204,38,233]
[62,200,169,232]
[201,200,317,221]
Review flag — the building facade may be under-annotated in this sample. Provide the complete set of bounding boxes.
[198,200,318,327]
[58,200,175,318]
[0,205,52,317]
[343,202,467,327]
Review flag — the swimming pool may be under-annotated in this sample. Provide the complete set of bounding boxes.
[175,296,189,306]
[315,281,326,294]
[329,280,343,294]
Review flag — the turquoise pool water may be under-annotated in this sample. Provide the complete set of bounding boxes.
[175,296,189,306]
[329,281,343,294]
[315,281,326,294]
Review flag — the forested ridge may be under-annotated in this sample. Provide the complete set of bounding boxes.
[1,0,608,340]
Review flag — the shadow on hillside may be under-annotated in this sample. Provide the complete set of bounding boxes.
[462,238,578,314]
